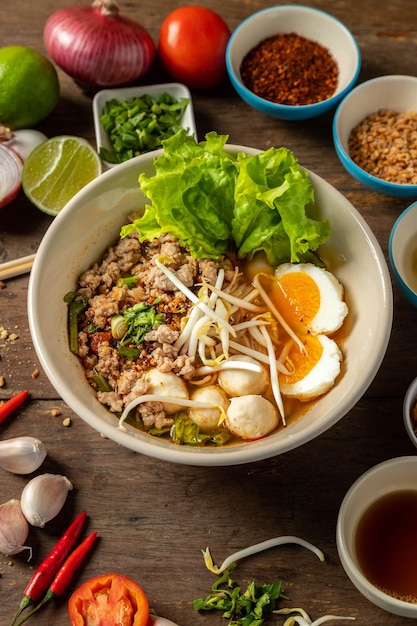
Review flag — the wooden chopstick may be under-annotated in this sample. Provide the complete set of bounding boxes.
[0,253,36,280]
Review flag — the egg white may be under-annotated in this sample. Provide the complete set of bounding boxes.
[275,263,348,335]
[279,334,342,401]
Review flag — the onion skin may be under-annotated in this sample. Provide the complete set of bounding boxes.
[43,1,156,90]
[0,144,23,209]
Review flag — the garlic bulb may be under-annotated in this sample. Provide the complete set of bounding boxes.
[21,473,73,528]
[0,436,47,474]
[0,499,31,557]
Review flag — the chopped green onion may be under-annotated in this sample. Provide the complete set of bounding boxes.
[64,291,88,354]
[117,276,139,287]
[93,374,112,392]
[99,93,190,164]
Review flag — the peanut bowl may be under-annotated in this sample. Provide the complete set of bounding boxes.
[28,142,392,466]
[333,75,417,197]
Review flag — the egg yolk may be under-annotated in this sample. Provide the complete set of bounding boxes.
[264,271,321,334]
[279,334,323,384]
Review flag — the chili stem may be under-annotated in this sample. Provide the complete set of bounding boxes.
[0,390,29,425]
[13,531,97,626]
[9,511,87,626]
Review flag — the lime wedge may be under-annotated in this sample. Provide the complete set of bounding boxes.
[22,135,102,216]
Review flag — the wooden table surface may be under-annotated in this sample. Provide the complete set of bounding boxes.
[1,0,417,624]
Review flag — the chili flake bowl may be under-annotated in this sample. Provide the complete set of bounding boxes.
[333,75,417,197]
[28,145,392,467]
[389,200,417,307]
[92,83,197,169]
[225,5,361,121]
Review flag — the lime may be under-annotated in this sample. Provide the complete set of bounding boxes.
[0,46,60,130]
[22,136,102,216]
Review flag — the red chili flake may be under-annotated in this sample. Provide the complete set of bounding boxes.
[240,32,339,106]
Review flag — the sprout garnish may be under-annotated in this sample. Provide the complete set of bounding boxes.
[275,608,355,625]
[202,536,325,575]
[118,395,226,431]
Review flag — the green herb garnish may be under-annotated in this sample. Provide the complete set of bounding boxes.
[99,92,190,164]
[120,300,164,348]
[64,291,88,354]
[170,414,231,446]
[193,565,287,626]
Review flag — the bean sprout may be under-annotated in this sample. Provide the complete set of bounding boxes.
[202,536,325,575]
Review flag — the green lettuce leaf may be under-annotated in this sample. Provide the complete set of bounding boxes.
[136,129,238,259]
[232,148,330,265]
[125,130,330,266]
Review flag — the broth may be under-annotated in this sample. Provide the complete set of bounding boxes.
[355,490,417,602]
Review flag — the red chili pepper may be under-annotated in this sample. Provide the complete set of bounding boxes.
[10,511,86,626]
[13,531,97,626]
[0,390,29,425]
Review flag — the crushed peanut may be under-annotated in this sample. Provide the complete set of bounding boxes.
[31,369,39,379]
[62,417,71,427]
[51,408,62,417]
[0,376,4,388]
[348,108,417,185]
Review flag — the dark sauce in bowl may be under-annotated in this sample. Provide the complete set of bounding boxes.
[355,490,417,603]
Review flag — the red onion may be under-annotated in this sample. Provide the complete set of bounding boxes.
[43,0,156,90]
[0,144,23,209]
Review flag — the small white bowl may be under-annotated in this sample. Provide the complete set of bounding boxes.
[226,5,360,120]
[403,376,417,448]
[389,200,417,307]
[337,456,417,618]
[333,75,417,197]
[92,83,197,168]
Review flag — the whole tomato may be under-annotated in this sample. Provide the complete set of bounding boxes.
[158,6,231,90]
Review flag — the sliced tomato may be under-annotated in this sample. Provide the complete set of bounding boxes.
[68,573,149,626]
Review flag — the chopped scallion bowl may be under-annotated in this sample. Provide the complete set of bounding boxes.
[99,92,190,163]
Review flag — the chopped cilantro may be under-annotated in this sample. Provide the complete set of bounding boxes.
[120,300,164,348]
[193,565,287,625]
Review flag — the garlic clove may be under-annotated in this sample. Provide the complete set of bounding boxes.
[0,499,31,557]
[0,436,47,474]
[21,473,73,528]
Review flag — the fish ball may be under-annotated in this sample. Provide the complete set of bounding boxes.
[146,369,189,414]
[189,386,230,432]
[218,355,269,397]
[225,395,279,440]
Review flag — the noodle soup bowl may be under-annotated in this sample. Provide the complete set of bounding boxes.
[28,145,392,466]
[226,5,361,120]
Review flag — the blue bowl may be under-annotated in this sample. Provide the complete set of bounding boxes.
[333,75,417,197]
[389,201,417,307]
[226,5,361,121]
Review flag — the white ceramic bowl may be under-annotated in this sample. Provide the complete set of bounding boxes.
[337,456,417,618]
[226,5,360,120]
[389,200,417,307]
[333,75,417,197]
[28,146,392,466]
[403,376,417,448]
[92,83,197,169]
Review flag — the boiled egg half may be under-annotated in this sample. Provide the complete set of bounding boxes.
[273,263,348,335]
[257,262,348,402]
